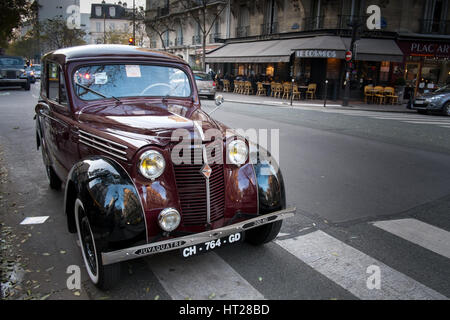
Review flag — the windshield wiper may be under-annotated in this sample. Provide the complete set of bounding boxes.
[75,82,121,102]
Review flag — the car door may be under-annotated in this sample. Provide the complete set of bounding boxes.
[43,61,77,179]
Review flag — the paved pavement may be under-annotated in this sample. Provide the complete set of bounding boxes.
[218,92,416,114]
[0,83,449,300]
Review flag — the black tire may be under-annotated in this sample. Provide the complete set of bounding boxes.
[245,220,282,245]
[75,198,121,290]
[208,95,215,100]
[23,80,30,91]
[417,109,427,115]
[443,102,450,116]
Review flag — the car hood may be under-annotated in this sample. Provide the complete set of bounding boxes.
[417,92,449,99]
[76,101,224,149]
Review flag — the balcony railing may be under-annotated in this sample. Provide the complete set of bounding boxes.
[337,15,366,29]
[303,16,324,31]
[209,33,221,43]
[420,19,450,34]
[261,22,278,35]
[192,35,202,45]
[175,37,184,46]
[236,26,250,37]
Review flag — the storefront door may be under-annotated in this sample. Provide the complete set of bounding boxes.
[404,62,421,99]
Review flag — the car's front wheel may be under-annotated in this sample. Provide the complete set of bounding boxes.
[40,136,61,190]
[245,220,282,245]
[444,102,450,116]
[74,198,121,290]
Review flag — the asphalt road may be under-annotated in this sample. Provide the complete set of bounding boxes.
[0,83,449,300]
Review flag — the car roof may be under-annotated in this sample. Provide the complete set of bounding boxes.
[42,44,188,66]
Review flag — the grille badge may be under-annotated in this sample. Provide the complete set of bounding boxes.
[200,163,212,179]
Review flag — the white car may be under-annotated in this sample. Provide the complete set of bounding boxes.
[194,71,216,100]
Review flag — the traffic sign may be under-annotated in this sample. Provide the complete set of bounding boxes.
[345,51,353,61]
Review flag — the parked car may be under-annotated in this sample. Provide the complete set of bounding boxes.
[194,71,216,100]
[412,85,450,116]
[0,56,30,90]
[31,64,41,79]
[35,45,295,289]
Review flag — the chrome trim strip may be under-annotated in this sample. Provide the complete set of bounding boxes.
[101,207,296,265]
[79,140,128,161]
[79,135,128,155]
[202,145,211,225]
[79,130,128,150]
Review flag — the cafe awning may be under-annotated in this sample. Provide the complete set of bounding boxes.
[205,38,299,63]
[343,38,404,62]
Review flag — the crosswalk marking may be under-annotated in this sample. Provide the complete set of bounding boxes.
[147,252,265,300]
[275,230,447,300]
[372,219,450,259]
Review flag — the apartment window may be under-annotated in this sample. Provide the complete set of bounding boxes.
[422,0,449,33]
[96,22,101,33]
[95,6,102,17]
[237,6,250,37]
[109,6,116,17]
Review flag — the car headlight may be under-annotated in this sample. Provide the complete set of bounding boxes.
[228,140,248,165]
[139,150,166,180]
[158,208,181,232]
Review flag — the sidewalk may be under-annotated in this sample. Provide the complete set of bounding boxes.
[219,92,415,114]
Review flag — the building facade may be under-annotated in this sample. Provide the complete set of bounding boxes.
[146,0,449,100]
[89,1,149,46]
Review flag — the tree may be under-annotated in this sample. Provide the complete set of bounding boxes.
[39,17,86,52]
[144,6,175,51]
[178,0,226,71]
[0,0,35,49]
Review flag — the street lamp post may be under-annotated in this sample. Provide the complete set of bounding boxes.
[132,0,136,45]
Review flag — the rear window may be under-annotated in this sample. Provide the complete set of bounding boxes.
[194,73,212,81]
[0,57,24,67]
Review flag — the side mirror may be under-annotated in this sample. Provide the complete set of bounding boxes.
[209,95,225,115]
[215,94,224,106]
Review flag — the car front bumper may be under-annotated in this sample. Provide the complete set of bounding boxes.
[0,78,27,86]
[101,207,296,265]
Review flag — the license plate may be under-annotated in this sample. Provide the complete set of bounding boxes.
[181,233,242,258]
[415,100,424,104]
[200,89,209,93]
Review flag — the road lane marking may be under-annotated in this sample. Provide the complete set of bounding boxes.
[20,216,49,225]
[276,230,447,300]
[372,219,450,259]
[403,121,450,125]
[147,252,264,300]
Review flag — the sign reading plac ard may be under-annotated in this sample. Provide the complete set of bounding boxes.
[296,50,337,58]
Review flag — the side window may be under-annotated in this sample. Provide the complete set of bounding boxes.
[47,62,68,106]
[41,63,47,98]
[48,63,59,101]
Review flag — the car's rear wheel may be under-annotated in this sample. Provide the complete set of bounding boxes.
[75,198,121,290]
[245,220,282,245]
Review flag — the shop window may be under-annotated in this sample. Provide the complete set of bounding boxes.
[266,65,274,77]
[379,61,390,82]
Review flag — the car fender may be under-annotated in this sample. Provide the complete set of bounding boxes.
[65,156,147,252]
[253,149,286,214]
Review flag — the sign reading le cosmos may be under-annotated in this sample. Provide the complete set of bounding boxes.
[135,240,186,255]
[296,50,337,58]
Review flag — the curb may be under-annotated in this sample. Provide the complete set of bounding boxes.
[223,98,416,114]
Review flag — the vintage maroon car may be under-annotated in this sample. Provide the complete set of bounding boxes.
[35,45,295,289]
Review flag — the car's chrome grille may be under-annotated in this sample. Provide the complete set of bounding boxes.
[172,142,225,226]
[6,71,17,79]
[78,130,128,161]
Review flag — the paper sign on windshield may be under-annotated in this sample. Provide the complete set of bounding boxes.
[94,72,108,84]
[126,65,141,78]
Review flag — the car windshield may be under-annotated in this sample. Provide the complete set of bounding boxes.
[32,65,41,71]
[0,57,25,67]
[194,73,212,81]
[73,64,192,100]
